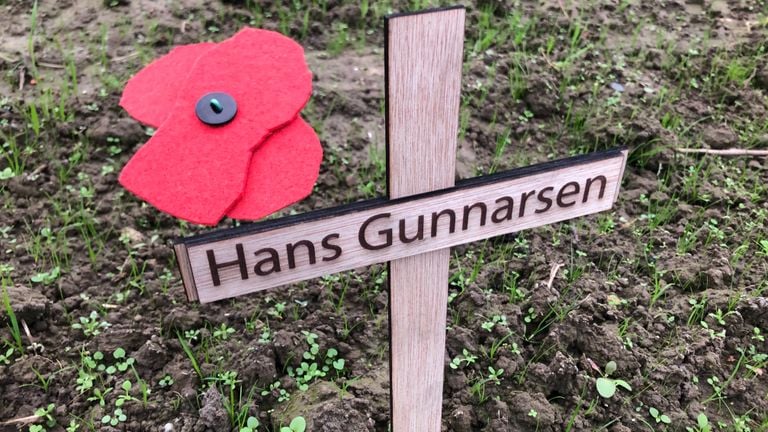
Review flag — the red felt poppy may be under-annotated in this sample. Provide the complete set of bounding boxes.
[118,28,322,225]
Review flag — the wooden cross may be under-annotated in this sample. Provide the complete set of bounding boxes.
[173,7,627,431]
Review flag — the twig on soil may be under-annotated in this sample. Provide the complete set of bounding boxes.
[112,254,133,282]
[0,414,42,426]
[21,318,34,343]
[37,61,65,69]
[546,263,564,290]
[674,148,768,157]
[113,52,139,63]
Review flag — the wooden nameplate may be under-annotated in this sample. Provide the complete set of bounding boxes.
[174,148,628,303]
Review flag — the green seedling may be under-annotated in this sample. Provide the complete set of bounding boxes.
[183,329,200,343]
[205,370,241,422]
[687,296,707,326]
[449,349,478,369]
[2,284,24,352]
[700,321,725,340]
[0,167,15,180]
[523,307,537,325]
[595,361,632,398]
[686,413,711,432]
[65,419,81,432]
[707,308,735,326]
[239,416,260,432]
[31,403,56,431]
[28,365,57,393]
[757,239,768,256]
[0,346,15,364]
[101,408,126,427]
[71,311,111,337]
[177,333,202,379]
[115,380,136,407]
[268,301,286,319]
[158,374,174,388]
[261,380,290,402]
[288,341,346,392]
[649,407,671,424]
[485,331,519,361]
[470,366,504,403]
[280,416,306,432]
[213,323,235,341]
[259,326,272,344]
[504,270,524,303]
[704,375,724,403]
[110,348,135,373]
[87,387,112,406]
[481,314,507,331]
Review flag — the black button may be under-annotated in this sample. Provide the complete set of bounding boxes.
[195,92,237,126]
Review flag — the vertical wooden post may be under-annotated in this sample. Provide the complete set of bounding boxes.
[385,7,465,431]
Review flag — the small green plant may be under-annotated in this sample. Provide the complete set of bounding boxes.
[704,375,724,403]
[686,413,711,432]
[485,331,518,361]
[700,321,725,340]
[470,366,504,403]
[115,380,136,407]
[240,416,260,432]
[449,348,478,369]
[280,416,306,432]
[87,387,111,406]
[595,361,632,398]
[261,380,290,402]
[65,419,81,432]
[0,346,15,364]
[177,332,202,379]
[30,266,61,285]
[285,331,347,391]
[71,311,111,337]
[259,326,272,344]
[111,347,135,373]
[649,407,671,425]
[0,167,15,180]
[757,239,768,256]
[2,284,24,352]
[707,308,735,326]
[213,323,236,341]
[481,314,507,332]
[687,296,707,326]
[183,329,200,342]
[30,404,56,431]
[158,374,174,388]
[523,307,537,325]
[101,408,126,427]
[268,301,286,319]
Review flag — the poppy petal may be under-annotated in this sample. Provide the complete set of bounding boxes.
[120,43,216,128]
[119,29,313,225]
[227,117,322,220]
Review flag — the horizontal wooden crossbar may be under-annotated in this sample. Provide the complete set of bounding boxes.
[174,148,628,303]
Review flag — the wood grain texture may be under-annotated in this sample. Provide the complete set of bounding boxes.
[173,243,198,301]
[385,7,465,432]
[176,150,628,303]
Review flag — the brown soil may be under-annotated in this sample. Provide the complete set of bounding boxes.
[1,0,767,431]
